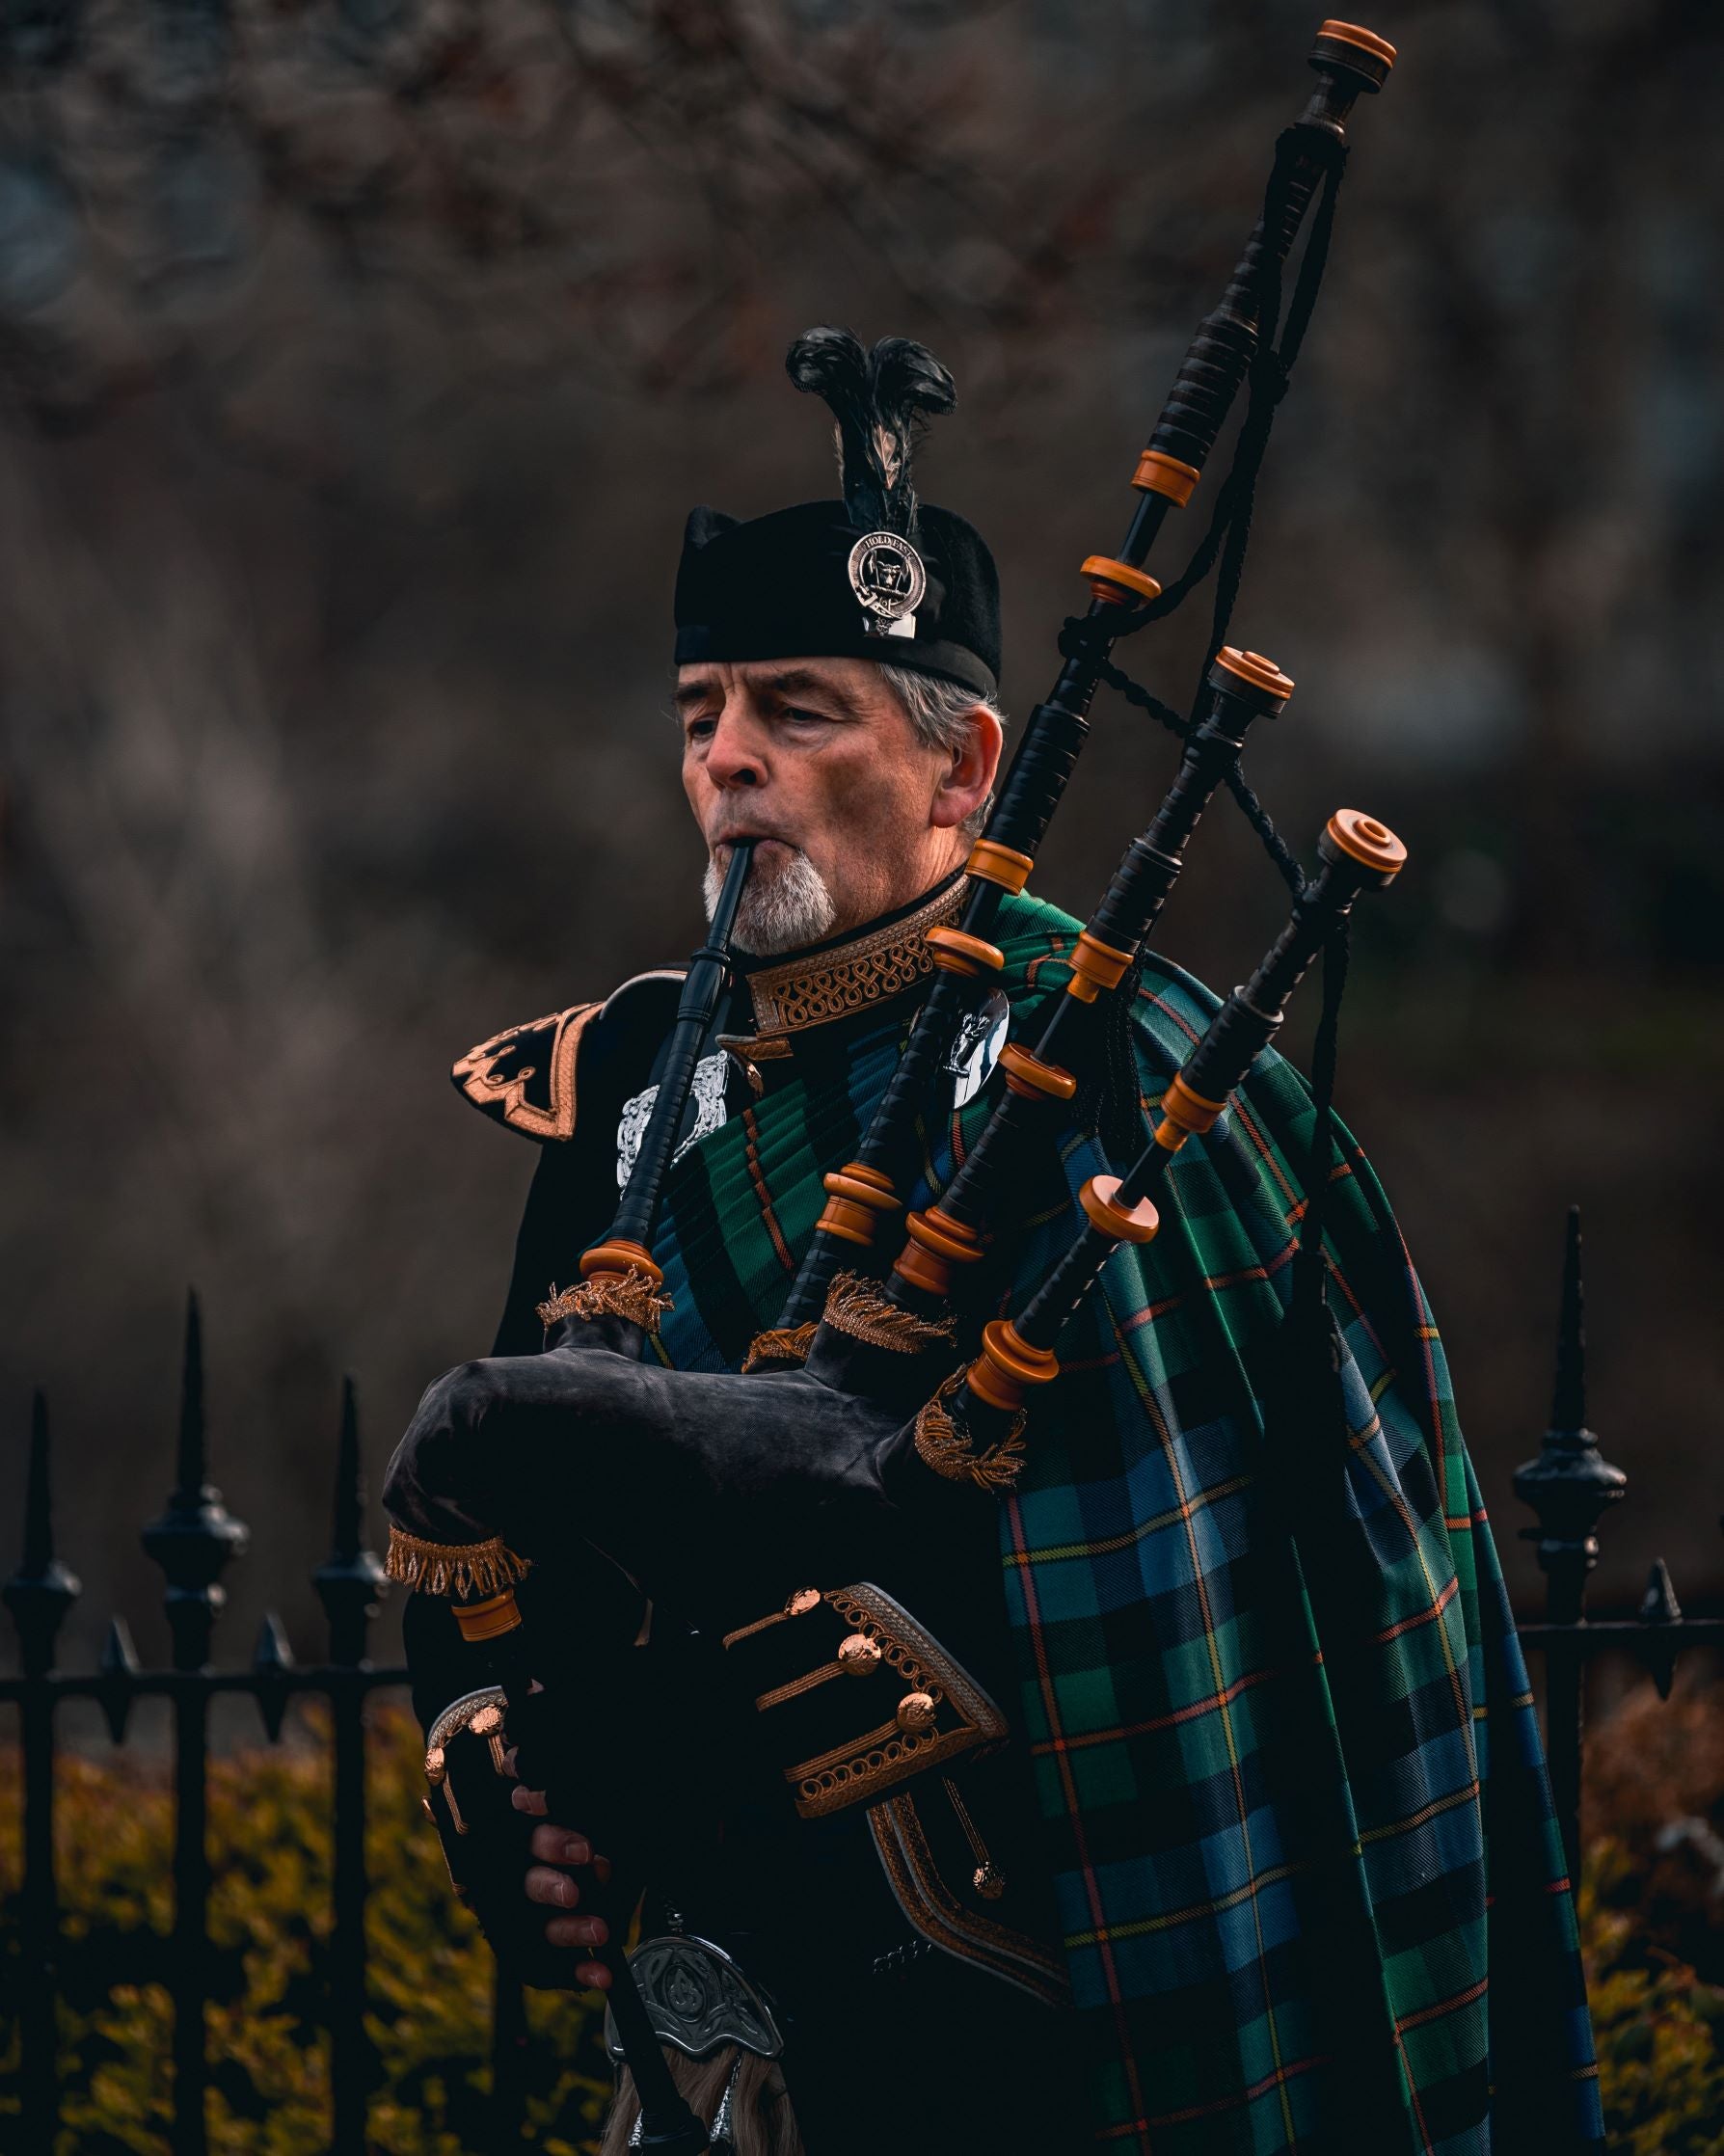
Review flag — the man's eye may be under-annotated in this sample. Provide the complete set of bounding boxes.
[685,716,717,741]
[784,707,829,726]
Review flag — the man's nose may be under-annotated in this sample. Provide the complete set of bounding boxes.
[703,709,766,791]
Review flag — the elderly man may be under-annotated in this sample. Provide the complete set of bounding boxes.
[399,329,1602,2156]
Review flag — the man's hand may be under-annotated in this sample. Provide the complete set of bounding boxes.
[511,1781,613,1990]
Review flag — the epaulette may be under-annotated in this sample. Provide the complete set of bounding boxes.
[451,971,683,1142]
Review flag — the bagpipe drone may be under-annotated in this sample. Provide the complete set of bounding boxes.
[383,22,1403,2154]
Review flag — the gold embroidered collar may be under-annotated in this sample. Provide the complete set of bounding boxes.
[733,879,965,1053]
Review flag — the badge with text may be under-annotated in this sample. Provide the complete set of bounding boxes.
[848,530,926,638]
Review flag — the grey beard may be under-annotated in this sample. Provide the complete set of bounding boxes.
[704,847,837,957]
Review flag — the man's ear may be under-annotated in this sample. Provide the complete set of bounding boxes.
[929,702,1004,832]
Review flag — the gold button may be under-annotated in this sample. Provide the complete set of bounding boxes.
[837,1631,882,1676]
[896,1690,937,1733]
[470,1705,503,1737]
[785,1587,822,1616]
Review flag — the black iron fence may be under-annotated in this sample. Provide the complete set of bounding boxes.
[0,1294,531,2156]
[3,1213,1720,2154]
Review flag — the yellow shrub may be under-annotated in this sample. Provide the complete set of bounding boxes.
[8,1706,1724,2150]
[1581,1837,1724,2156]
[0,1704,610,2153]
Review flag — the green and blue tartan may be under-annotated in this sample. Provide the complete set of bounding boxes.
[647,889,1603,2154]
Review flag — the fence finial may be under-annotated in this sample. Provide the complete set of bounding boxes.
[313,1377,388,1667]
[4,1391,82,1679]
[143,1289,250,1672]
[1514,1206,1626,1625]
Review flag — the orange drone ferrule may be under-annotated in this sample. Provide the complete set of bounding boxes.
[925,927,1006,981]
[964,839,1034,896]
[1325,808,1408,877]
[1213,647,1296,701]
[1000,1045,1078,1104]
[817,1163,902,1249]
[1131,450,1201,507]
[893,1206,985,1299]
[966,1319,1061,1415]
[1153,1071,1228,1154]
[453,1591,523,1643]
[1081,555,1164,608]
[1317,20,1396,69]
[579,1239,662,1285]
[1079,1175,1161,1246]
[1064,930,1135,1005]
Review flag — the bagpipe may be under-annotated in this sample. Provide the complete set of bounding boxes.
[383,22,1401,2154]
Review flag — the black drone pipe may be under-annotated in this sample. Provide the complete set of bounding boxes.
[931,808,1406,1467]
[437,851,755,2156]
[878,645,1295,1331]
[609,841,756,1257]
[533,839,755,1350]
[772,18,1393,1330]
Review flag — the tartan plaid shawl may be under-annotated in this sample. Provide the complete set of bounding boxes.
[647,889,1603,2154]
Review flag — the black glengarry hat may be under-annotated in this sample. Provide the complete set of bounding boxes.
[673,328,1001,699]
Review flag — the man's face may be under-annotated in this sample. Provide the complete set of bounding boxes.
[676,657,998,955]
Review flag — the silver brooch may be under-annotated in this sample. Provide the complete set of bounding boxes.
[848,530,925,638]
[947,988,1010,1108]
[616,1051,730,1190]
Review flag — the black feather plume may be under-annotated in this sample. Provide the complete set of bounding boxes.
[786,326,956,536]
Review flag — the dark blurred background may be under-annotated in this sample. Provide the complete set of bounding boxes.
[2,0,1720,1688]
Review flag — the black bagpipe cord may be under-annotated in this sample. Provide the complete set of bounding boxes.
[1057,119,1348,876]
[1084,119,1358,1237]
[1078,121,1341,1145]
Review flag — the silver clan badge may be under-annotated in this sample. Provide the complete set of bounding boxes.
[848,530,926,638]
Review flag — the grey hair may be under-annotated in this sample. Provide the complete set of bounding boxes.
[876,660,1005,837]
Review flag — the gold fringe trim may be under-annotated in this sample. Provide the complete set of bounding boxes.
[912,1372,1028,1491]
[536,1269,673,1335]
[385,1527,532,1599]
[742,1322,818,1373]
[821,1272,956,1358]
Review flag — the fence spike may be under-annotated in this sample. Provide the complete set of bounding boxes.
[22,1388,53,1577]
[1514,1205,1627,1625]
[1637,1558,1684,1701]
[1549,1203,1586,1436]
[312,1377,388,1669]
[252,1611,296,1741]
[98,1616,142,1743]
[3,1390,82,1680]
[142,1290,249,1673]
[332,1376,363,1563]
[1640,1556,1683,1625]
[175,1287,207,1502]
